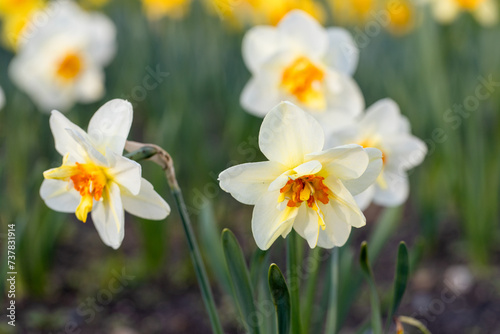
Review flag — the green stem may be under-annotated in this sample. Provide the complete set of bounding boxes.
[301,247,321,332]
[172,188,224,334]
[324,247,339,334]
[126,144,223,334]
[287,231,302,334]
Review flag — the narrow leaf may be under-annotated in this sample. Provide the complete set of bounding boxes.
[386,241,410,330]
[269,264,291,334]
[359,241,382,334]
[250,248,269,291]
[222,229,260,334]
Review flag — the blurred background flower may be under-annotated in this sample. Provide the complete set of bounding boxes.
[428,0,498,26]
[8,1,116,112]
[240,10,364,122]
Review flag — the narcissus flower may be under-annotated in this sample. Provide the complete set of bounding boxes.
[240,10,364,121]
[9,1,116,112]
[40,99,170,249]
[428,0,497,26]
[326,98,427,210]
[219,102,382,250]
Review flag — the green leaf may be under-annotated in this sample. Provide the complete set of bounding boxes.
[386,242,410,330]
[359,241,382,334]
[250,248,269,291]
[222,229,260,334]
[268,264,291,334]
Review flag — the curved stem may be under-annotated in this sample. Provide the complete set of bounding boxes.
[125,143,223,334]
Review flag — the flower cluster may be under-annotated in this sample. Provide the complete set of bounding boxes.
[219,10,427,250]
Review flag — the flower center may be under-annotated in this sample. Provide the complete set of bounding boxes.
[279,174,330,229]
[44,159,108,222]
[279,175,330,208]
[454,0,484,9]
[281,56,326,110]
[56,52,83,81]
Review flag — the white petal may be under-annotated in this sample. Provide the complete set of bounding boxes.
[306,144,369,180]
[293,160,322,176]
[385,135,427,170]
[66,128,108,166]
[251,190,299,250]
[331,184,366,228]
[317,202,352,248]
[324,28,359,76]
[122,178,170,220]
[49,110,89,160]
[373,170,409,207]
[91,183,125,249]
[360,98,402,136]
[325,72,364,117]
[259,101,324,168]
[354,185,375,211]
[40,179,80,213]
[88,99,133,155]
[242,26,293,73]
[86,12,117,65]
[219,161,285,205]
[240,75,281,118]
[342,147,383,195]
[277,10,328,59]
[293,205,320,248]
[107,152,142,196]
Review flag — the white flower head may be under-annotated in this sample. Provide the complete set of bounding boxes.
[240,10,364,121]
[40,99,170,249]
[429,0,498,26]
[219,101,382,250]
[9,1,116,112]
[326,98,427,210]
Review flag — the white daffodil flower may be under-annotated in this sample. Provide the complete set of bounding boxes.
[429,0,498,26]
[326,98,427,210]
[219,102,382,250]
[40,99,170,249]
[240,10,364,122]
[9,1,116,112]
